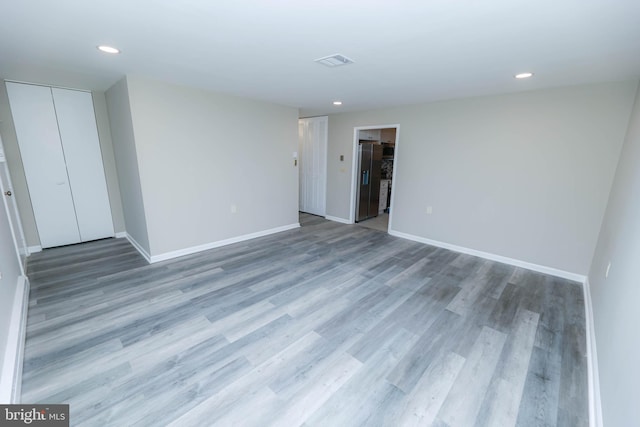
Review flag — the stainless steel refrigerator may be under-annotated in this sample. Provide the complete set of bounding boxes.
[356,143,383,222]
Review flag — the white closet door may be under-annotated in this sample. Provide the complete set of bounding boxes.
[6,82,81,247]
[52,88,114,241]
[298,116,327,216]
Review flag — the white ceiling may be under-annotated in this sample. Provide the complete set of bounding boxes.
[2,0,639,116]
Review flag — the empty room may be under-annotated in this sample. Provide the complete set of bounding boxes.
[1,1,639,426]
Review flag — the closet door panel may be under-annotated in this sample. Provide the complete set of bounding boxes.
[6,82,81,247]
[52,88,114,241]
[298,116,327,216]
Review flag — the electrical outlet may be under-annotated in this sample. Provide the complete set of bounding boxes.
[605,261,611,278]
[426,206,433,215]
[231,204,237,214]
[0,271,2,280]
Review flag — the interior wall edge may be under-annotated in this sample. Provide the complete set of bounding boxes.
[91,91,126,234]
[581,79,640,274]
[124,233,151,264]
[389,229,587,282]
[104,76,152,255]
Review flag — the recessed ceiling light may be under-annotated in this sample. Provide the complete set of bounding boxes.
[97,45,120,54]
[333,101,343,106]
[515,72,534,79]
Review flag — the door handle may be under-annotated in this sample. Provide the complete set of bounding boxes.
[4,190,11,196]
[362,170,369,185]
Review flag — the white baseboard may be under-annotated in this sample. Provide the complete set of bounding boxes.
[388,230,586,283]
[0,275,30,403]
[145,223,301,264]
[27,245,41,253]
[114,231,127,238]
[325,215,352,225]
[583,278,603,427]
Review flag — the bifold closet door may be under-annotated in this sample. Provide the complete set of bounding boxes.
[51,88,114,242]
[6,82,81,247]
[6,82,114,248]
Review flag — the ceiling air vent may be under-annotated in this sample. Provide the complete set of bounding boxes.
[314,54,355,67]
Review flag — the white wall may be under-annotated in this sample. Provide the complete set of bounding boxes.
[105,78,151,255]
[0,78,126,248]
[111,76,299,257]
[588,83,640,425]
[327,81,637,275]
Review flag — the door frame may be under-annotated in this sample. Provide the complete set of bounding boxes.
[349,124,400,230]
[0,136,28,274]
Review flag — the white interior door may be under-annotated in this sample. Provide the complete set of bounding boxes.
[6,82,81,248]
[298,116,328,216]
[0,136,27,273]
[52,88,114,241]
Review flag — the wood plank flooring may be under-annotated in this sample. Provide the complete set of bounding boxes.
[21,213,588,426]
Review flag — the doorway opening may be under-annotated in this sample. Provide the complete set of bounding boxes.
[350,125,399,232]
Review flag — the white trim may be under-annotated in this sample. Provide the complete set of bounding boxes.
[325,215,352,225]
[0,275,29,403]
[349,128,359,224]
[115,231,127,238]
[4,79,91,93]
[124,233,152,263]
[388,229,586,282]
[27,245,42,253]
[583,278,603,427]
[387,127,400,232]
[146,223,301,264]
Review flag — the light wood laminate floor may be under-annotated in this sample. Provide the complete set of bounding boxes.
[22,214,588,426]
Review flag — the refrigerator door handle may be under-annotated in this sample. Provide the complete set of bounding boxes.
[362,170,369,185]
